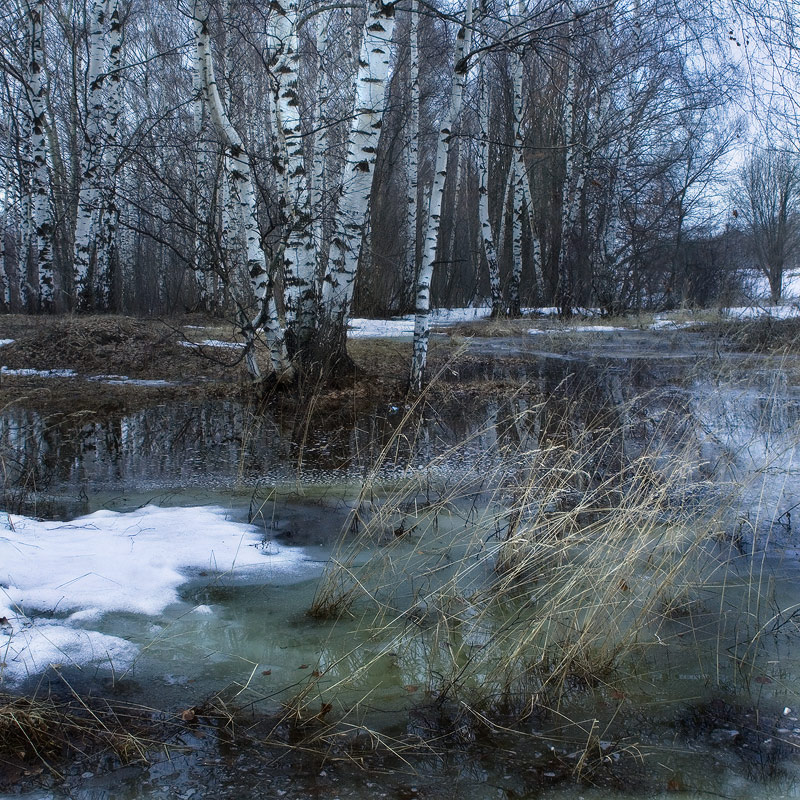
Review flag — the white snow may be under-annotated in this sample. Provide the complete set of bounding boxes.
[0,505,313,684]
[88,375,173,386]
[1,366,77,378]
[722,304,800,320]
[181,339,245,349]
[527,324,626,335]
[0,339,15,347]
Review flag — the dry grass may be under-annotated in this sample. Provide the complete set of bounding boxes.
[0,691,163,783]
[290,356,800,774]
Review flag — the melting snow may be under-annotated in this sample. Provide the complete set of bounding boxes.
[0,505,313,684]
[181,339,245,349]
[1,366,77,378]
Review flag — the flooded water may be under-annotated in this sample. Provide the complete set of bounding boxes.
[2,332,800,799]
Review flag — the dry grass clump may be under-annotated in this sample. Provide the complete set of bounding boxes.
[706,315,800,354]
[302,367,782,751]
[0,692,158,780]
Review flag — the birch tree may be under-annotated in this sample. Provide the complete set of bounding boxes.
[192,0,290,378]
[269,0,316,353]
[73,0,109,309]
[404,0,420,312]
[477,59,502,317]
[319,0,397,365]
[25,0,54,311]
[410,0,474,391]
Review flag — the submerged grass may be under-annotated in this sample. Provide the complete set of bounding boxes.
[285,355,800,782]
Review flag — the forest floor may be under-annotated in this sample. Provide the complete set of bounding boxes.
[0,310,797,416]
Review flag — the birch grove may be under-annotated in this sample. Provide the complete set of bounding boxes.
[0,0,749,383]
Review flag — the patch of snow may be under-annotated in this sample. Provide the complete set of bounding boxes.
[1,621,137,683]
[0,505,314,684]
[527,325,626,336]
[87,374,129,381]
[87,374,172,386]
[347,307,603,338]
[347,317,416,338]
[181,339,244,349]
[1,366,77,378]
[722,305,800,320]
[0,339,15,347]
[87,375,172,386]
[649,319,697,330]
[571,325,625,333]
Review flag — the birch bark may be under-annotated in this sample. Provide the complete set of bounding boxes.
[270,0,316,352]
[410,0,474,391]
[403,0,420,311]
[95,0,124,310]
[477,61,502,317]
[309,13,330,280]
[556,17,576,313]
[26,0,54,311]
[192,0,290,378]
[73,0,108,309]
[320,0,397,360]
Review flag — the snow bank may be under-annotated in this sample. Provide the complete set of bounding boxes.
[0,505,312,683]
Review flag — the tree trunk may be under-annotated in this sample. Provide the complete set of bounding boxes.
[477,61,503,318]
[73,0,107,310]
[556,17,576,315]
[403,0,420,312]
[26,0,54,312]
[270,0,316,353]
[319,0,397,367]
[193,0,291,379]
[410,0,474,391]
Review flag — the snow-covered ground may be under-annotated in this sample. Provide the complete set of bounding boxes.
[350,303,800,340]
[1,366,77,378]
[0,505,313,684]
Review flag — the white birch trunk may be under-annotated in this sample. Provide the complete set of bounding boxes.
[26,0,54,311]
[73,0,107,309]
[191,9,212,310]
[320,0,397,354]
[95,0,124,310]
[310,13,329,280]
[193,0,290,378]
[270,0,316,352]
[477,62,502,317]
[410,0,474,390]
[497,161,514,268]
[403,0,420,310]
[445,139,463,273]
[557,18,576,311]
[507,0,543,311]
[19,180,32,310]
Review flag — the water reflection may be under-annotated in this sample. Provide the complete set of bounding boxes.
[0,357,798,524]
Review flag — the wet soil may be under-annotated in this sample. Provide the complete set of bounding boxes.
[0,314,460,416]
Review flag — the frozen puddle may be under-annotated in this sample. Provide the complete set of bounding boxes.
[0,505,315,684]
